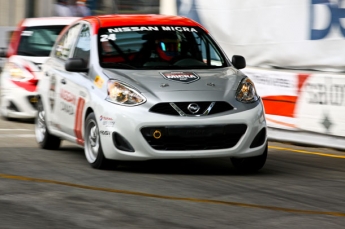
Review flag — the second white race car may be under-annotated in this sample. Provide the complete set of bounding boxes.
[0,17,79,119]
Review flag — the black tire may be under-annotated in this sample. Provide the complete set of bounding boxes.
[84,112,113,169]
[35,99,61,150]
[231,144,268,173]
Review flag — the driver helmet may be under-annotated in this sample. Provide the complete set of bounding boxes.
[155,33,181,61]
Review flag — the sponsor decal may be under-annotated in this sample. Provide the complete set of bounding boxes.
[60,89,76,104]
[100,115,113,121]
[49,76,56,111]
[102,120,115,127]
[161,72,200,83]
[100,130,111,135]
[107,26,198,33]
[60,89,76,115]
[94,75,104,88]
[21,31,33,36]
[100,34,116,42]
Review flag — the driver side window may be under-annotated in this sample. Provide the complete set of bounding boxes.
[54,24,82,60]
[73,24,91,65]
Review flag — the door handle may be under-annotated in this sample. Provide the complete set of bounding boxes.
[61,79,66,84]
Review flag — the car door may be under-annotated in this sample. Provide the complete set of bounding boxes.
[47,23,83,140]
[59,23,92,144]
[41,23,82,135]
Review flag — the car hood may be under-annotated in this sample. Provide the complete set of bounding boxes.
[103,68,244,94]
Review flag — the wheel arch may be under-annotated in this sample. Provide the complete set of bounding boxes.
[84,107,94,123]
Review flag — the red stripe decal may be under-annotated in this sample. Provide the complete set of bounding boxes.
[74,97,85,145]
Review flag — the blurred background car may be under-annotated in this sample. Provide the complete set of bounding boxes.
[0,17,79,120]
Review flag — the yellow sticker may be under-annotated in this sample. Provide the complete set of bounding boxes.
[94,76,104,88]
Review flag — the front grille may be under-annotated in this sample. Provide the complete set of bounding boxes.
[27,96,38,110]
[149,101,233,116]
[141,124,247,151]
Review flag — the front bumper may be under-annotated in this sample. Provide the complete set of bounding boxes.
[98,101,267,161]
[0,83,38,119]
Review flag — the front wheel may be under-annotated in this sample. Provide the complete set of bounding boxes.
[35,99,61,150]
[230,144,268,173]
[84,112,113,169]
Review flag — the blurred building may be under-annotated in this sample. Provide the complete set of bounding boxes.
[0,0,160,49]
[0,0,160,25]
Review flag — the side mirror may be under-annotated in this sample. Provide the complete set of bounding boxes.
[232,55,246,69]
[65,58,88,72]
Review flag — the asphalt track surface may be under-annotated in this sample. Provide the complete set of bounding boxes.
[0,118,344,229]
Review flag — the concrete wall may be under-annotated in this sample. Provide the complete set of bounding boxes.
[0,0,26,27]
[35,0,54,17]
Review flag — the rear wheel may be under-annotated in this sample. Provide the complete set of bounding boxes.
[231,144,267,173]
[84,112,113,169]
[35,99,61,150]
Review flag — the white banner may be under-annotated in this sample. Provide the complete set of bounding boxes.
[176,0,345,72]
[243,67,345,137]
[296,73,345,136]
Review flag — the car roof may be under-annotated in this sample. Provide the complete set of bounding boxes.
[21,17,80,27]
[81,14,207,33]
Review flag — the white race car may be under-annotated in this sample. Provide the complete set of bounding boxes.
[0,17,79,120]
[35,14,267,172]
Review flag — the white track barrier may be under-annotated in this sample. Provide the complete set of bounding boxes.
[243,67,345,150]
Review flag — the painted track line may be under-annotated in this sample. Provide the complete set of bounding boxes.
[269,146,345,159]
[0,173,345,218]
[0,134,35,138]
[0,129,31,131]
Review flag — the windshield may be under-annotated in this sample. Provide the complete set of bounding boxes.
[17,25,66,56]
[98,26,230,69]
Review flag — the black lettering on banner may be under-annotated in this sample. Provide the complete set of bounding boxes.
[250,74,291,88]
[305,83,345,106]
[330,84,344,106]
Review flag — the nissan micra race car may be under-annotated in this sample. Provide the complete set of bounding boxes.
[35,14,267,172]
[0,17,79,119]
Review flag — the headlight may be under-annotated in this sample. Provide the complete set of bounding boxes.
[106,80,146,106]
[235,77,259,103]
[4,62,35,82]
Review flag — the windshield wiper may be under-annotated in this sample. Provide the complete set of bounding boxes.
[102,62,137,69]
